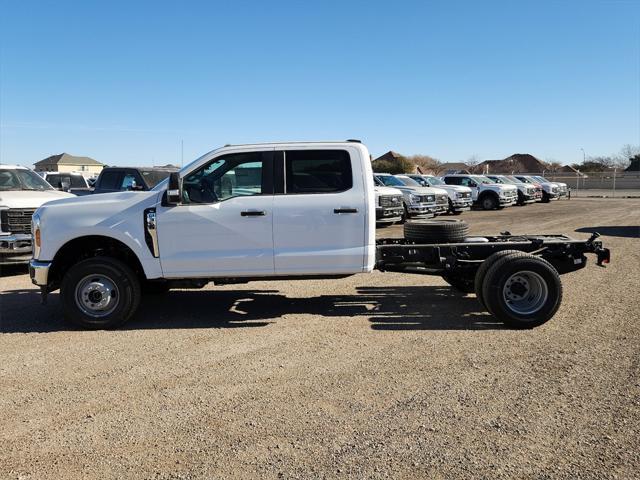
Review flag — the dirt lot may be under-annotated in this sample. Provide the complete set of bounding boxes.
[1,198,639,479]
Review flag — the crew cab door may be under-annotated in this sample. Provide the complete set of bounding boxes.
[156,150,275,278]
[272,148,367,275]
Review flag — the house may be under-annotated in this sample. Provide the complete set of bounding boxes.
[474,154,547,174]
[34,153,105,175]
[436,162,469,175]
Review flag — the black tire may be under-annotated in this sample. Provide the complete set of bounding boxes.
[517,191,526,206]
[481,253,562,329]
[61,257,141,329]
[441,274,475,293]
[542,192,550,203]
[479,193,499,210]
[142,280,171,295]
[403,219,469,243]
[474,250,524,311]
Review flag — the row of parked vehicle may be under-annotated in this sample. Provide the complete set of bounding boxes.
[0,165,177,265]
[374,172,569,225]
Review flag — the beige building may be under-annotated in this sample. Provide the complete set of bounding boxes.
[34,153,105,175]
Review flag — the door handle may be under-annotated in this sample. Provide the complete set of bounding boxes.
[240,210,266,217]
[333,208,358,214]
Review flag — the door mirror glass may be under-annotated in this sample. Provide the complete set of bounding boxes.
[166,172,181,205]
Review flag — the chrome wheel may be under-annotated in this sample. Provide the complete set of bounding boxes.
[75,274,119,317]
[502,270,548,315]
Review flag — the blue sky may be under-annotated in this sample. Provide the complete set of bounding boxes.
[0,0,638,167]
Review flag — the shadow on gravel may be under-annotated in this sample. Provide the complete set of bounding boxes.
[575,226,640,239]
[0,286,501,333]
[0,264,29,278]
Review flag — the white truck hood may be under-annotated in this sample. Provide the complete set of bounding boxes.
[0,189,74,208]
[440,185,472,194]
[375,186,403,196]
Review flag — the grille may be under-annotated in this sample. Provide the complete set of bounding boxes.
[0,208,35,234]
[380,195,403,207]
[419,195,435,203]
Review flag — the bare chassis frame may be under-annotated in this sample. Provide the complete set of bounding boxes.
[375,232,610,277]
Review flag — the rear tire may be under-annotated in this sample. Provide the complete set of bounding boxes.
[474,250,524,311]
[404,219,469,243]
[481,253,562,329]
[61,257,141,329]
[542,192,550,203]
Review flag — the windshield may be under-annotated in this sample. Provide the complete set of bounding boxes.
[488,176,506,184]
[423,176,444,185]
[533,176,549,183]
[397,176,421,187]
[407,175,428,186]
[141,170,175,188]
[517,176,534,184]
[376,175,405,187]
[474,176,496,185]
[0,169,54,191]
[505,175,523,183]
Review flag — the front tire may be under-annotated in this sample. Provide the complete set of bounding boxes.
[61,257,141,329]
[480,194,498,210]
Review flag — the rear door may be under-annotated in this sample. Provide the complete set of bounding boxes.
[272,147,367,275]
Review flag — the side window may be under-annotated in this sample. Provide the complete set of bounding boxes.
[183,152,266,204]
[444,177,459,185]
[460,177,474,187]
[285,150,352,194]
[98,171,121,190]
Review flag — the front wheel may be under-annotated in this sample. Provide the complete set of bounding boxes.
[480,194,498,210]
[61,257,141,329]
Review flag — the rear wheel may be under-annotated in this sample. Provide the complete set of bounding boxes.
[481,253,562,329]
[61,257,141,329]
[542,192,550,203]
[474,250,523,311]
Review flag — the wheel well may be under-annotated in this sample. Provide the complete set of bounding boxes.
[49,236,146,289]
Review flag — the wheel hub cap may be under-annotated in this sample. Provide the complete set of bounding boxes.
[502,271,548,315]
[75,275,119,317]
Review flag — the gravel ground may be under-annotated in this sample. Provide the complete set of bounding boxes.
[1,198,639,479]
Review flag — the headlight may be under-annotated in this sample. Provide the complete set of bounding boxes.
[427,195,435,202]
[32,212,41,258]
[410,194,421,204]
[455,192,463,199]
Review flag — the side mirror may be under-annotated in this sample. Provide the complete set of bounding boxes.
[166,172,181,205]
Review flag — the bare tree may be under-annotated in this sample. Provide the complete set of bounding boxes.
[406,154,441,174]
[545,159,562,172]
[614,144,640,169]
[466,154,480,167]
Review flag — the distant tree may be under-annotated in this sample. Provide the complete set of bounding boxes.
[371,156,414,174]
[406,154,441,174]
[546,161,563,172]
[466,154,480,167]
[614,144,640,169]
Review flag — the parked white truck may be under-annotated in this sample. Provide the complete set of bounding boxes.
[0,165,74,264]
[404,174,473,214]
[442,174,518,210]
[29,141,610,330]
[373,177,404,225]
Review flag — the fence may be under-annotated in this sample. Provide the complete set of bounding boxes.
[510,171,640,197]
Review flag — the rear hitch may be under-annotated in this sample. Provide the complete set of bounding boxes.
[595,247,611,267]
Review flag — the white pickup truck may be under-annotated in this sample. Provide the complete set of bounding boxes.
[0,165,74,264]
[29,141,610,330]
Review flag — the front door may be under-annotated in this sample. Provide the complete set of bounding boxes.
[156,150,275,278]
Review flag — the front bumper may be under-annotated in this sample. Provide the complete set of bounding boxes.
[499,196,517,206]
[29,259,51,286]
[407,203,437,217]
[0,234,32,264]
[450,199,473,211]
[521,193,536,204]
[376,206,404,222]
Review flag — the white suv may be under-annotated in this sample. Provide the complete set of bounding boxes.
[0,165,74,264]
[442,174,517,210]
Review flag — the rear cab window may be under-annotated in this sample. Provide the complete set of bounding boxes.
[283,150,352,194]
